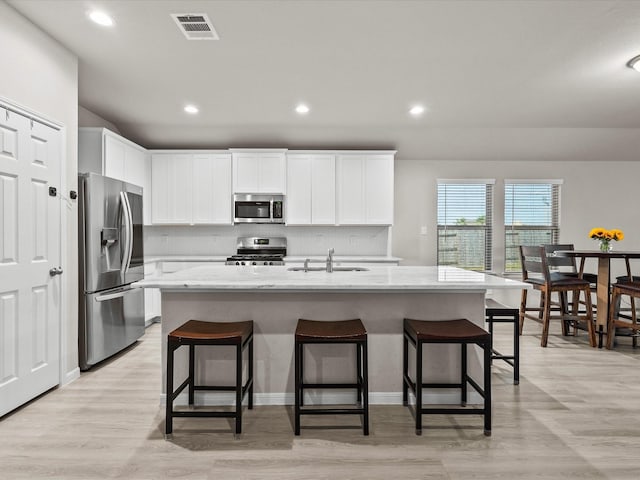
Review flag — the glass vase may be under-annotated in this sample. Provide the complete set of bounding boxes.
[599,239,612,252]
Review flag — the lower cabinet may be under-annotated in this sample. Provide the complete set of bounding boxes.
[143,262,161,324]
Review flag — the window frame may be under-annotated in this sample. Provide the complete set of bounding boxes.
[436,179,495,272]
[503,179,562,273]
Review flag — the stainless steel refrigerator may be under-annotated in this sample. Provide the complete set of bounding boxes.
[78,173,145,370]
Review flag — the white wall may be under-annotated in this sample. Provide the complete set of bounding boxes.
[393,159,640,304]
[145,225,390,257]
[78,106,121,133]
[0,1,79,383]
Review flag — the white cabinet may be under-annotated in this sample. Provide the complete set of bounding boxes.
[151,152,232,225]
[79,128,152,224]
[337,154,394,225]
[192,154,232,224]
[286,153,335,225]
[232,150,286,193]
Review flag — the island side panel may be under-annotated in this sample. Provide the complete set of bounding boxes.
[161,290,485,404]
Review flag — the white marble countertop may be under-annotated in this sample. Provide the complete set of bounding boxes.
[144,255,401,264]
[284,255,401,263]
[135,265,529,292]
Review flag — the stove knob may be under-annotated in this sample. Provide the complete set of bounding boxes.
[263,261,269,266]
[235,261,240,266]
[241,261,246,266]
[252,261,257,266]
[268,261,273,266]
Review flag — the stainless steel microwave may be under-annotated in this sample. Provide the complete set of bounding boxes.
[233,194,285,224]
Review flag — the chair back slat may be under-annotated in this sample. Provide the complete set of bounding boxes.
[544,244,577,272]
[519,245,550,281]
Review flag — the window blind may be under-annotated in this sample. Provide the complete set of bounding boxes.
[504,181,561,273]
[437,181,493,271]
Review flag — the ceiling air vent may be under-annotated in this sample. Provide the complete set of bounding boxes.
[171,13,219,40]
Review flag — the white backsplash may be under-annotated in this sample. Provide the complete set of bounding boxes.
[144,225,390,257]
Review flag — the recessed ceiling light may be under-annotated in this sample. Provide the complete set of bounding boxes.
[627,54,640,72]
[295,104,310,114]
[184,104,199,114]
[409,105,425,116]
[88,10,114,27]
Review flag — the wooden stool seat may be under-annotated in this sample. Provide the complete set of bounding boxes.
[295,318,367,341]
[169,320,253,344]
[403,318,492,436]
[165,319,254,438]
[405,318,490,342]
[295,318,369,436]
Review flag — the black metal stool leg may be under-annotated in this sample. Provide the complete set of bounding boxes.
[461,343,467,407]
[165,341,175,437]
[188,344,195,406]
[415,340,423,435]
[362,340,369,435]
[235,343,243,435]
[356,343,362,404]
[513,311,520,385]
[294,341,301,436]
[402,333,409,406]
[248,335,254,409]
[483,339,492,436]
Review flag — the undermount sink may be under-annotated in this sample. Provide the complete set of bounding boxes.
[287,266,369,272]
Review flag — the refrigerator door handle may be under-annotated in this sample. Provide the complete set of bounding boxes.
[120,191,134,278]
[94,286,136,302]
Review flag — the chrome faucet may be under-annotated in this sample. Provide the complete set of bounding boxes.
[326,248,334,273]
[303,258,310,272]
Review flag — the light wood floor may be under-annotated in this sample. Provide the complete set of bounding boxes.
[1,320,639,479]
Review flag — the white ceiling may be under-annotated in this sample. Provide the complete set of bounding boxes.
[8,0,640,160]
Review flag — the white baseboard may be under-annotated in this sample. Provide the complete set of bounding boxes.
[160,390,483,406]
[61,367,80,386]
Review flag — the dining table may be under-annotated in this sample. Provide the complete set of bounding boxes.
[554,250,640,348]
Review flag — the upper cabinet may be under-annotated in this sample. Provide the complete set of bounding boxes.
[337,153,394,225]
[286,153,336,225]
[232,150,287,194]
[79,128,152,225]
[151,152,232,225]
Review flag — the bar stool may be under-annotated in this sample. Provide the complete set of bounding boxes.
[294,318,369,435]
[165,320,254,438]
[403,318,492,436]
[485,299,520,385]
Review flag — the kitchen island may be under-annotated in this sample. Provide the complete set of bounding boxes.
[136,265,528,406]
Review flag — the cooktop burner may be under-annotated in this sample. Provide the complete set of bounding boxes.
[225,255,284,266]
[225,236,287,265]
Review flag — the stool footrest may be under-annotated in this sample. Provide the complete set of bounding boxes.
[299,408,365,415]
[421,382,464,389]
[194,385,237,392]
[170,410,238,418]
[301,382,360,389]
[418,407,487,415]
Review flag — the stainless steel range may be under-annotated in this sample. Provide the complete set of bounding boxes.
[226,237,287,266]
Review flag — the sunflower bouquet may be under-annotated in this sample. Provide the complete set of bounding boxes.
[589,228,624,252]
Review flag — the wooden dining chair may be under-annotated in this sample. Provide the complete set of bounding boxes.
[519,246,596,348]
[607,281,640,349]
[543,244,597,316]
[608,257,639,347]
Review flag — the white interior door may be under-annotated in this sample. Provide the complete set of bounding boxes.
[0,106,61,417]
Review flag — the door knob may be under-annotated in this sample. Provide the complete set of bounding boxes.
[49,267,63,276]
